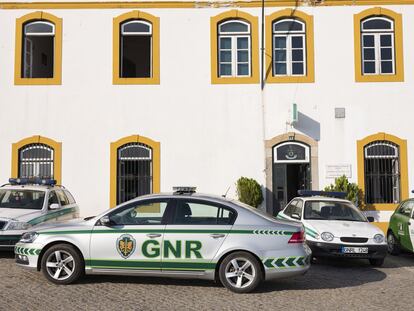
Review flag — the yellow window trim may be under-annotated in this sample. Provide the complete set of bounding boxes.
[357,132,408,212]
[110,135,160,208]
[265,9,314,83]
[14,11,62,85]
[113,11,160,85]
[210,10,259,84]
[11,135,62,184]
[354,7,404,83]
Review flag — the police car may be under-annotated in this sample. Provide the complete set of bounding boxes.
[277,191,387,266]
[387,199,414,255]
[0,178,79,249]
[15,187,311,293]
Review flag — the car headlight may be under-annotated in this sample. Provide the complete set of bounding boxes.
[19,232,39,243]
[373,234,384,243]
[321,232,334,242]
[6,221,32,231]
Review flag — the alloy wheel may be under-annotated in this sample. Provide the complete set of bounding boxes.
[224,258,256,289]
[45,250,76,281]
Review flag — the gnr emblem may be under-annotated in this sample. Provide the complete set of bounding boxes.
[117,234,136,259]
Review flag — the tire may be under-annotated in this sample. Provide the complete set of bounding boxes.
[387,231,401,255]
[41,244,84,285]
[369,258,385,267]
[219,252,263,293]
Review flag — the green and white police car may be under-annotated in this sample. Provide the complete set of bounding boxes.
[387,199,414,255]
[0,178,79,249]
[15,187,311,293]
[277,191,387,266]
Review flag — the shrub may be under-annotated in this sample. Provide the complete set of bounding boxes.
[236,177,264,208]
[324,175,363,207]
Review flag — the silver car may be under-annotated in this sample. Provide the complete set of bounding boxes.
[15,188,311,293]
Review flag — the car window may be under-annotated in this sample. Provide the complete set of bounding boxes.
[292,200,303,218]
[172,200,236,225]
[48,191,60,208]
[109,200,169,225]
[283,200,297,217]
[0,189,45,210]
[56,190,69,206]
[304,200,366,221]
[64,190,76,204]
[398,201,414,217]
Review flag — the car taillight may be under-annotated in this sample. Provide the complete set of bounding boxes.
[288,230,305,244]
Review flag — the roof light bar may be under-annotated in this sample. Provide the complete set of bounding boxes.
[297,190,347,199]
[8,177,57,186]
[173,186,197,194]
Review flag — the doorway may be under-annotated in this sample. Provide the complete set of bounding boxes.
[272,141,311,213]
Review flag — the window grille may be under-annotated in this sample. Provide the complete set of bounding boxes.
[19,143,54,179]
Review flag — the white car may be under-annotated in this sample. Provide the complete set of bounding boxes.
[277,191,387,266]
[0,178,79,249]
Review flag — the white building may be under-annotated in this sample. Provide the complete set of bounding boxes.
[0,0,413,232]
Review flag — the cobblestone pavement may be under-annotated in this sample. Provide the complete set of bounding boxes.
[1,252,414,311]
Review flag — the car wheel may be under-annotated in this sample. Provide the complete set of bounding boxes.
[219,251,262,293]
[369,258,385,267]
[41,244,84,285]
[387,231,401,255]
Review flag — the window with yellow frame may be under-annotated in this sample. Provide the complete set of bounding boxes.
[354,7,404,82]
[210,10,259,84]
[113,11,160,85]
[265,9,314,83]
[14,11,62,85]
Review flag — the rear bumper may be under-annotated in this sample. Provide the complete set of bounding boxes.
[307,241,387,259]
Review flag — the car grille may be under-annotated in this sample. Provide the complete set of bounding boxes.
[0,221,8,230]
[340,237,368,243]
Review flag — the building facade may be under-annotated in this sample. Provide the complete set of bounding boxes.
[0,0,413,232]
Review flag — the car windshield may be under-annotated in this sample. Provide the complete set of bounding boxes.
[0,189,45,210]
[304,200,366,222]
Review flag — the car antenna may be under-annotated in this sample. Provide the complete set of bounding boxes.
[222,186,231,198]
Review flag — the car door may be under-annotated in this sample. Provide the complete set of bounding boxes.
[89,199,171,271]
[393,200,414,251]
[161,199,236,272]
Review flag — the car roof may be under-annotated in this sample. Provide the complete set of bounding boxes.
[131,192,234,204]
[295,196,350,203]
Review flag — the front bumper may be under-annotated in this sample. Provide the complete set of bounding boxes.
[0,234,23,249]
[307,241,387,259]
[14,242,42,270]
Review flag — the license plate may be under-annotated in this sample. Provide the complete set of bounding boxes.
[341,247,368,254]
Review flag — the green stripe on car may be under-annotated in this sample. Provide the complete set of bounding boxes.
[28,207,77,225]
[86,259,216,270]
[263,256,307,269]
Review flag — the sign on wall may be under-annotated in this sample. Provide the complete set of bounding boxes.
[325,164,352,178]
[273,142,310,164]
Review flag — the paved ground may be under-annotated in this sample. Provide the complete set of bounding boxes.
[1,252,414,311]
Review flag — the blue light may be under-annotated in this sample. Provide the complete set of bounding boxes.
[9,177,57,186]
[297,190,347,199]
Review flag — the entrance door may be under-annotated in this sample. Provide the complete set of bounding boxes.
[272,142,311,214]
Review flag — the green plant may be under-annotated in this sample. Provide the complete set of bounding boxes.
[324,175,363,207]
[236,177,264,208]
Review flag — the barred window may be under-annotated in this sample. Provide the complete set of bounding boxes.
[364,141,400,204]
[19,143,54,179]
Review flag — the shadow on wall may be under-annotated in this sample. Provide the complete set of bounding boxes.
[293,112,320,141]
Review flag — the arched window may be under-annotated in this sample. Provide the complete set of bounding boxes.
[218,20,251,77]
[361,17,394,75]
[117,143,153,204]
[364,141,400,204]
[272,19,306,76]
[19,143,54,179]
[120,20,152,78]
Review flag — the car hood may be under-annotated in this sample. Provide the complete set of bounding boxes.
[31,217,95,232]
[0,208,41,221]
[306,220,383,237]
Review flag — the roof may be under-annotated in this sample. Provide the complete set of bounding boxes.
[295,196,350,203]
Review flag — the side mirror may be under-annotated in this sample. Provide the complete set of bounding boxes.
[49,203,60,210]
[291,213,301,220]
[100,215,112,226]
[367,216,375,222]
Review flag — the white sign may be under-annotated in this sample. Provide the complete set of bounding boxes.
[326,164,352,178]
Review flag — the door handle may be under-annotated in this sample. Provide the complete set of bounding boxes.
[146,233,162,238]
[210,233,225,239]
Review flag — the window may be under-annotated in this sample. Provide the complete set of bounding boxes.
[64,190,76,204]
[110,135,160,207]
[211,10,259,84]
[113,11,160,84]
[265,9,314,83]
[398,201,414,217]
[109,200,169,225]
[0,189,45,210]
[218,20,251,77]
[15,12,62,85]
[364,141,400,204]
[48,191,59,208]
[120,20,152,78]
[283,199,298,217]
[56,189,69,206]
[354,8,404,82]
[304,200,366,221]
[172,200,236,225]
[361,17,394,75]
[12,136,62,184]
[272,19,306,76]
